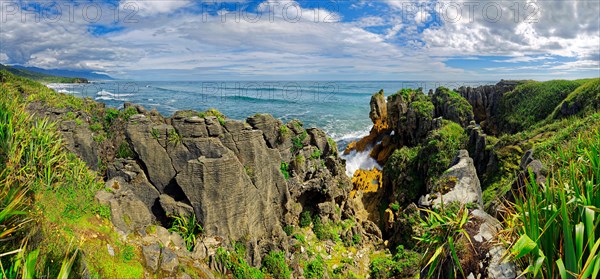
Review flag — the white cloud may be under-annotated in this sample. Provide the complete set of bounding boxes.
[119,0,192,16]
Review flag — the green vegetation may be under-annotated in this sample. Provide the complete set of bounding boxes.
[304,256,325,279]
[369,245,420,279]
[499,80,586,133]
[551,78,600,119]
[310,149,322,159]
[261,251,291,279]
[299,211,312,228]
[291,131,308,152]
[278,125,290,142]
[415,204,471,278]
[168,214,203,252]
[215,246,264,279]
[168,128,182,144]
[116,142,135,159]
[121,106,138,121]
[1,70,145,278]
[510,126,600,278]
[199,108,226,125]
[280,162,290,180]
[384,146,422,204]
[419,121,467,186]
[283,225,294,236]
[0,64,88,83]
[431,87,473,125]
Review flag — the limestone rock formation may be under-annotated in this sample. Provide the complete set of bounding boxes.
[431,87,474,128]
[345,89,391,155]
[419,150,483,208]
[417,150,516,279]
[387,89,438,147]
[456,80,522,134]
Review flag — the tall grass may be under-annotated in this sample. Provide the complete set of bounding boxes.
[510,132,600,278]
[0,73,101,277]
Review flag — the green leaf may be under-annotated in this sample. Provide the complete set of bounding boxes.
[557,258,568,279]
[448,236,465,278]
[511,234,537,260]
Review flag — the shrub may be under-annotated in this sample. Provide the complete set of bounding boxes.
[121,106,138,121]
[299,211,312,228]
[369,246,420,279]
[291,131,308,152]
[116,142,135,159]
[419,120,467,186]
[104,108,120,124]
[261,251,291,279]
[310,149,322,159]
[383,146,423,204]
[304,256,325,279]
[167,129,181,144]
[390,202,400,212]
[283,225,294,236]
[89,122,103,133]
[280,162,290,180]
[215,247,264,279]
[168,214,203,252]
[278,125,290,142]
[415,205,470,278]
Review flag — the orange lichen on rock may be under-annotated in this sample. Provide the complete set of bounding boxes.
[350,168,383,198]
[344,90,391,155]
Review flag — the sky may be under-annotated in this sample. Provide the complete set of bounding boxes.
[0,0,599,81]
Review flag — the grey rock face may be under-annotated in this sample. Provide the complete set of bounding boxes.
[456,80,521,134]
[369,90,387,123]
[419,150,483,208]
[109,190,155,234]
[142,243,161,272]
[125,115,177,192]
[161,247,180,273]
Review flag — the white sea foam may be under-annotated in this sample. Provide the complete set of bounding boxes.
[96,90,133,97]
[341,146,382,177]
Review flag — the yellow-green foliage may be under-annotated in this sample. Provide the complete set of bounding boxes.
[384,146,423,204]
[419,120,467,185]
[369,245,420,279]
[499,80,585,133]
[510,114,600,278]
[0,71,145,278]
[551,78,600,119]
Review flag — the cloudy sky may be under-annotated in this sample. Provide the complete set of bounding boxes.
[0,0,598,80]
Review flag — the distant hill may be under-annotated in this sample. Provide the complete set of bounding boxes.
[11,65,113,81]
[0,64,91,83]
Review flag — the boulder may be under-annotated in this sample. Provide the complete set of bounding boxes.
[161,247,180,273]
[159,194,194,218]
[109,190,155,234]
[419,150,483,208]
[142,243,161,272]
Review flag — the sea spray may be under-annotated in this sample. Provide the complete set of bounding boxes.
[341,146,382,177]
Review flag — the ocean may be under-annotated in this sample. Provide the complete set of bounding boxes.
[47,80,495,152]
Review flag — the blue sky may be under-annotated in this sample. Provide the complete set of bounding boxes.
[0,0,598,80]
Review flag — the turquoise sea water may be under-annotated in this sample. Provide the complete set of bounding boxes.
[47,81,494,150]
